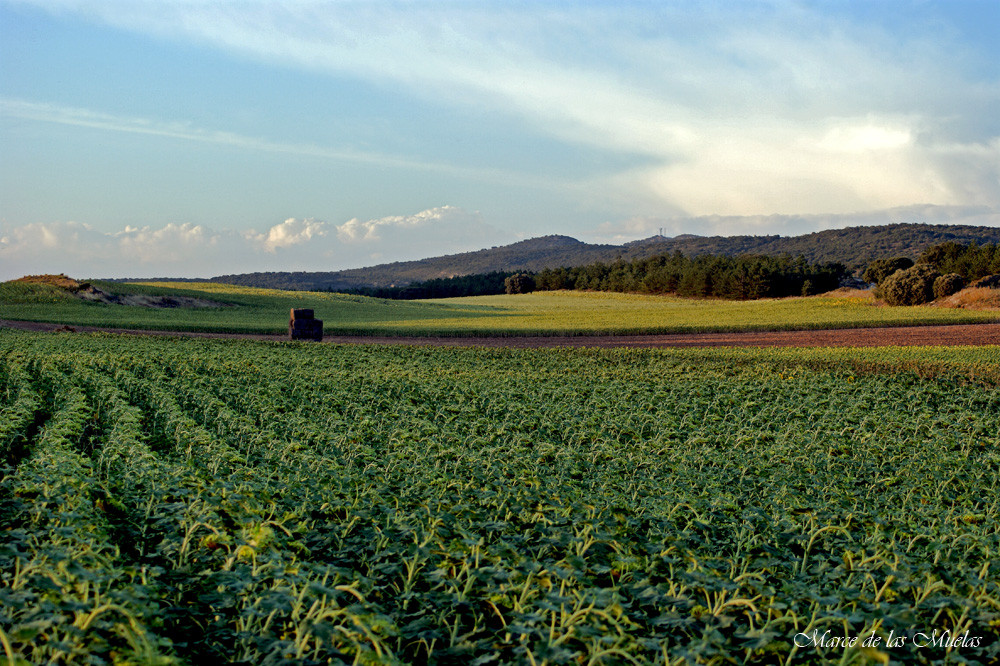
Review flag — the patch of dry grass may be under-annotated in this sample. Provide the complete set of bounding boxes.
[934,287,1000,310]
[816,287,873,299]
[12,274,88,292]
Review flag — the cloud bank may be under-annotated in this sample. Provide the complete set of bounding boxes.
[0,206,510,280]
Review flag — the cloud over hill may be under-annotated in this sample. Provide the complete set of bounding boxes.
[0,206,512,280]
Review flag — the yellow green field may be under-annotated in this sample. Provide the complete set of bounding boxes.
[1,279,998,335]
[415,290,1000,335]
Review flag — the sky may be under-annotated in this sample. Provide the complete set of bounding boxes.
[1,0,998,280]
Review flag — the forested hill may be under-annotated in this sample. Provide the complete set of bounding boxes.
[210,235,621,291]
[208,223,1000,291]
[628,223,1000,269]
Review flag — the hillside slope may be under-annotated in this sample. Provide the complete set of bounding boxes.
[210,235,622,290]
[206,223,1000,290]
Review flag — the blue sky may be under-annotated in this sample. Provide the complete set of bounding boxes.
[1,0,998,279]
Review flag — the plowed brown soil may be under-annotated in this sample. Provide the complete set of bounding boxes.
[3,319,999,348]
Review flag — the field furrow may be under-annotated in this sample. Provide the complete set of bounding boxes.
[0,365,178,663]
[0,362,46,469]
[82,361,402,663]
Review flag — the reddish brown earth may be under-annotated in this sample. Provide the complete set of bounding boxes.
[3,319,1000,348]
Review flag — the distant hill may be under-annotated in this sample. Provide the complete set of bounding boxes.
[207,223,1000,291]
[209,235,625,291]
[625,223,1000,268]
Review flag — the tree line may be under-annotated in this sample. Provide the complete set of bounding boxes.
[917,241,1000,280]
[340,254,849,300]
[340,271,516,299]
[533,252,846,299]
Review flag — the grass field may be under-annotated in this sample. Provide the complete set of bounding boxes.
[2,280,999,336]
[1,329,998,664]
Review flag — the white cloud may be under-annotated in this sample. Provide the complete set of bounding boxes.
[0,220,234,278]
[336,206,464,242]
[331,206,513,261]
[247,218,328,252]
[1,219,104,255]
[815,121,913,153]
[115,222,215,262]
[638,117,958,216]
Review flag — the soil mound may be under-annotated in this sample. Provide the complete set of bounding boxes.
[14,274,90,291]
[10,274,225,308]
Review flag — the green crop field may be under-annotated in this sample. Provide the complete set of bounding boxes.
[1,329,998,664]
[2,280,999,336]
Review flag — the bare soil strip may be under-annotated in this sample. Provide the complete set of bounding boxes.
[3,319,1000,348]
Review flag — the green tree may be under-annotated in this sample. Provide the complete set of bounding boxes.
[880,264,940,305]
[863,257,914,285]
[504,273,536,294]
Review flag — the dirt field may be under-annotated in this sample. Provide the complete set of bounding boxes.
[3,319,1000,348]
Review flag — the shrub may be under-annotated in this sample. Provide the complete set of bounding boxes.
[880,264,940,305]
[504,273,536,295]
[971,274,1000,289]
[863,257,914,285]
[933,274,965,300]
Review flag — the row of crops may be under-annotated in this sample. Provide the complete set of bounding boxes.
[1,330,998,664]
